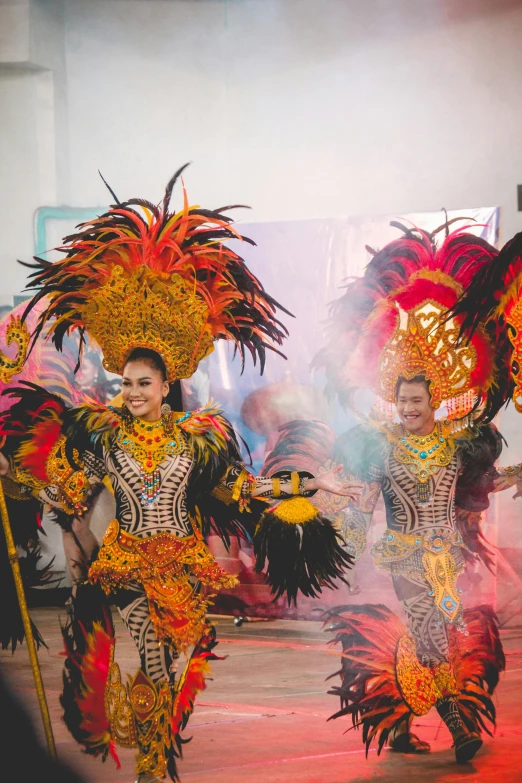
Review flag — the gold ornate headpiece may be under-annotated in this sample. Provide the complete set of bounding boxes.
[82,267,214,380]
[21,167,289,382]
[378,300,478,412]
[317,225,497,420]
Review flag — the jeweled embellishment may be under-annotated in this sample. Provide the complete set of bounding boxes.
[393,421,455,505]
[115,410,191,506]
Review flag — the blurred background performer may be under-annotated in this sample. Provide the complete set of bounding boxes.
[0,168,359,782]
[0,305,119,612]
[314,222,522,763]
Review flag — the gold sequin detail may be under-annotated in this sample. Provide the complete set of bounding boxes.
[45,436,89,514]
[396,635,439,716]
[104,661,138,749]
[116,413,186,474]
[396,635,460,716]
[272,496,319,524]
[130,671,172,779]
[392,421,455,486]
[0,315,30,383]
[89,520,238,652]
[379,297,478,412]
[80,266,214,382]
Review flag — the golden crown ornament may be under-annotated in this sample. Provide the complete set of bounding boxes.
[81,266,214,381]
[378,300,478,411]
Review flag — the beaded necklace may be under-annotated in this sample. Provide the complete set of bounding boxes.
[115,409,191,506]
[392,420,455,505]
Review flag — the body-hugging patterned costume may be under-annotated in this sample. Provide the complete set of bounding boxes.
[0,169,351,780]
[313,223,511,760]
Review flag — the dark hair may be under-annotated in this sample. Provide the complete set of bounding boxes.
[394,374,431,401]
[124,347,168,381]
[123,347,183,410]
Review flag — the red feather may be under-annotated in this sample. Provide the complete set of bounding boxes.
[325,603,505,754]
[316,224,498,406]
[61,603,120,767]
[172,629,221,739]
[17,416,62,482]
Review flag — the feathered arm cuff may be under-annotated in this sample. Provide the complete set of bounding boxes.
[253,496,354,604]
[211,466,317,513]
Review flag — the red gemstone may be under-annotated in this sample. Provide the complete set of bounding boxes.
[139,435,145,441]
[155,436,161,442]
[146,438,153,445]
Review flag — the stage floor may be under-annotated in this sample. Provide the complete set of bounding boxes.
[2,606,522,783]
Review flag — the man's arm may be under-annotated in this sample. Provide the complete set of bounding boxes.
[337,475,382,561]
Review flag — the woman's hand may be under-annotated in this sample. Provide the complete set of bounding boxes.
[0,451,13,480]
[305,465,362,501]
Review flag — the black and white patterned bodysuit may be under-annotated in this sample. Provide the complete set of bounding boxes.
[43,443,197,682]
[339,441,466,667]
[380,451,465,666]
[42,434,308,685]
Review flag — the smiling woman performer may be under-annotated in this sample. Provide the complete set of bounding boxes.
[0,170,359,782]
[316,223,515,764]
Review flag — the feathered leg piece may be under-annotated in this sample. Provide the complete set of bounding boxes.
[325,603,505,758]
[61,582,120,766]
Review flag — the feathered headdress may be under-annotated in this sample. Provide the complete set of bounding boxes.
[21,165,290,381]
[315,222,498,420]
[451,232,522,416]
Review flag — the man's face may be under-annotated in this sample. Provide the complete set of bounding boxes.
[396,381,436,435]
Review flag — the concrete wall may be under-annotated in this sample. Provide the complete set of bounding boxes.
[0,0,66,300]
[2,0,522,539]
[62,0,522,227]
[2,0,522,288]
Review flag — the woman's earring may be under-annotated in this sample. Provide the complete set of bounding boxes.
[161,401,172,433]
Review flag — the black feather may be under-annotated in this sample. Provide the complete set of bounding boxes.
[254,507,353,604]
[98,170,120,205]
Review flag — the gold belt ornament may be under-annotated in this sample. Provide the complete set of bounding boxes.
[89,520,238,651]
[372,528,463,620]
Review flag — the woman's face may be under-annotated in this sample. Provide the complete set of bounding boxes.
[76,358,97,388]
[121,360,169,421]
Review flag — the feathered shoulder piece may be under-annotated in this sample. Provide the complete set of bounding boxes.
[315,222,497,421]
[0,382,68,487]
[65,404,120,454]
[0,383,116,495]
[181,400,241,465]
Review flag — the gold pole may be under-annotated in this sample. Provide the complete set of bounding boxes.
[0,480,57,758]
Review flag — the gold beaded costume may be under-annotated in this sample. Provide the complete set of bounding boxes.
[313,224,509,760]
[0,169,352,780]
